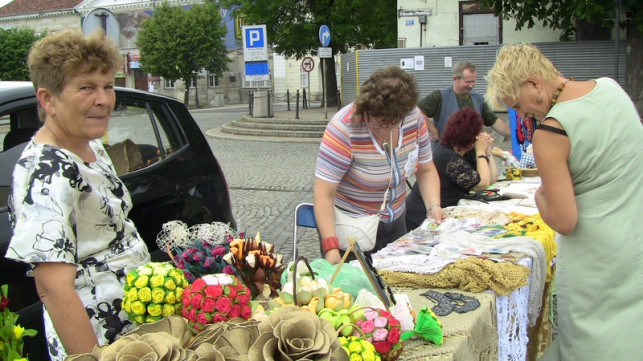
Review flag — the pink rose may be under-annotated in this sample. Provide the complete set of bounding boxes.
[213,313,227,322]
[227,286,237,298]
[191,278,206,292]
[197,312,211,325]
[204,285,223,299]
[373,328,389,341]
[364,310,379,320]
[374,341,392,354]
[237,293,250,305]
[374,316,388,328]
[223,265,235,275]
[241,304,252,319]
[187,308,197,323]
[229,304,241,318]
[360,320,375,334]
[216,297,232,314]
[190,293,204,308]
[387,327,401,344]
[201,297,216,313]
[211,246,226,257]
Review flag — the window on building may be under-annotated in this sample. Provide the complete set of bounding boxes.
[164,78,175,89]
[189,79,197,88]
[397,38,406,48]
[208,74,219,87]
[459,1,502,45]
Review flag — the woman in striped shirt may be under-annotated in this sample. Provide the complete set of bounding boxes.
[314,66,446,264]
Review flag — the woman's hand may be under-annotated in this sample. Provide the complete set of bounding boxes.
[476,132,494,155]
[325,249,342,264]
[428,205,448,222]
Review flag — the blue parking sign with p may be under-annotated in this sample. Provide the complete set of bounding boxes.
[245,27,265,48]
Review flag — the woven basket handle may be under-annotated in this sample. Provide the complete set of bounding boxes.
[292,256,315,305]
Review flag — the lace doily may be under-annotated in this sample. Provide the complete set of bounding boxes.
[155,220,238,254]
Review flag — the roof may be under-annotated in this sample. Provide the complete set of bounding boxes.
[0,0,84,16]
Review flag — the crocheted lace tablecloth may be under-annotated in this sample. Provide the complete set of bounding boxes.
[397,288,498,361]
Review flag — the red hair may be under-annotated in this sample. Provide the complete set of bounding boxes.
[440,108,483,148]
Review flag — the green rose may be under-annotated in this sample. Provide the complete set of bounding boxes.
[131,301,146,316]
[126,271,138,287]
[138,287,152,303]
[174,304,182,314]
[134,315,144,324]
[164,290,176,304]
[147,303,163,317]
[150,274,164,288]
[133,275,149,289]
[162,303,176,317]
[151,288,166,304]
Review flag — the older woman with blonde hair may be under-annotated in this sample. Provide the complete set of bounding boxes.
[486,43,642,361]
[6,29,150,359]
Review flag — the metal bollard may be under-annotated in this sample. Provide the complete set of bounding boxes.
[287,89,290,111]
[295,90,300,119]
[337,88,341,110]
[249,91,253,116]
[302,88,307,109]
[267,90,273,117]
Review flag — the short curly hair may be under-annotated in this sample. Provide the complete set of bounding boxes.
[28,28,122,120]
[485,43,561,110]
[352,66,418,124]
[440,108,483,149]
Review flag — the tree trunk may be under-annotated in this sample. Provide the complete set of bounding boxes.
[184,86,190,106]
[323,57,339,107]
[626,24,643,115]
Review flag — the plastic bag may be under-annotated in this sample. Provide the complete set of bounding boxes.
[281,258,376,299]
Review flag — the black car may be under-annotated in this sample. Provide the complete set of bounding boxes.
[0,81,236,359]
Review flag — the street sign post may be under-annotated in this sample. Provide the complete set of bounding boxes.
[242,25,270,82]
[318,25,331,119]
[301,57,315,73]
[319,25,331,47]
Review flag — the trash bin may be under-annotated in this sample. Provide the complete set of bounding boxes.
[252,91,273,117]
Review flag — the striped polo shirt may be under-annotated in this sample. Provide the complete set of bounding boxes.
[315,103,432,222]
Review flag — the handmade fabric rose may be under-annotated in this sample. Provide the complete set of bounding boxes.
[122,262,188,325]
[354,308,403,361]
[182,273,252,334]
[173,239,236,282]
[338,335,381,361]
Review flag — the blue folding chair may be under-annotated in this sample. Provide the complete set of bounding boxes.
[292,203,318,260]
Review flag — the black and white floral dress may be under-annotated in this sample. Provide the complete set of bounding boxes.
[6,139,150,360]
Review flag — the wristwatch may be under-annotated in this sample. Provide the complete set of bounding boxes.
[478,155,489,161]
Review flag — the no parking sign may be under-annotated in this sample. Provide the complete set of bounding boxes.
[301,57,315,73]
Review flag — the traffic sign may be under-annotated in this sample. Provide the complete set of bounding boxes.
[302,57,315,73]
[242,25,268,62]
[319,25,330,47]
[318,47,332,58]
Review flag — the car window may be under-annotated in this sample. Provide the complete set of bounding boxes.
[106,100,183,176]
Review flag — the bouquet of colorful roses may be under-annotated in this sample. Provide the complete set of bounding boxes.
[122,262,189,325]
[181,273,253,334]
[354,307,403,361]
[338,335,381,361]
[1,284,37,361]
[173,239,236,282]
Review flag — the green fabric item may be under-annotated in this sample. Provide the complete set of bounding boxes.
[400,306,443,345]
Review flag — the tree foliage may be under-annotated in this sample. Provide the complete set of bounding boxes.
[217,0,397,106]
[137,2,228,105]
[0,28,43,81]
[481,0,642,39]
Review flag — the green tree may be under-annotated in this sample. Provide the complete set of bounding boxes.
[218,0,397,106]
[481,0,643,112]
[0,28,43,81]
[137,2,228,107]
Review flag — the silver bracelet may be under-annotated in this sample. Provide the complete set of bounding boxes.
[427,203,440,217]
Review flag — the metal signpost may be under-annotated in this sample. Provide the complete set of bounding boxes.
[302,57,314,105]
[319,25,331,118]
[242,24,269,88]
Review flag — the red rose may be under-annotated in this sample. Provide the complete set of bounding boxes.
[211,246,226,257]
[204,285,223,299]
[237,293,250,305]
[227,286,237,298]
[387,327,401,345]
[213,313,227,322]
[223,265,235,275]
[388,316,400,326]
[188,308,197,323]
[0,296,9,311]
[197,312,211,325]
[201,297,216,313]
[216,297,232,314]
[374,341,392,354]
[190,293,204,308]
[191,278,206,292]
[229,304,241,318]
[241,304,252,319]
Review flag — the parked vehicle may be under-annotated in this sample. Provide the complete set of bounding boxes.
[0,81,236,359]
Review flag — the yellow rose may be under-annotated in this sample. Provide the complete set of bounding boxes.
[175,287,184,300]
[138,287,152,303]
[147,303,162,317]
[164,277,176,290]
[126,272,137,287]
[150,274,164,288]
[13,325,25,340]
[151,288,166,304]
[174,304,182,314]
[164,290,176,304]
[133,275,149,289]
[125,287,138,301]
[131,301,146,316]
[362,340,375,352]
[169,269,185,285]
[350,354,363,361]
[122,299,132,313]
[362,349,377,361]
[348,340,363,354]
[134,315,144,324]
[145,315,162,323]
[162,303,176,317]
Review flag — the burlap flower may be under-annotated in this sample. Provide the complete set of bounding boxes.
[248,305,349,361]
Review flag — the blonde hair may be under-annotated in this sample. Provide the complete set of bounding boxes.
[353,66,418,124]
[28,29,122,120]
[485,43,561,110]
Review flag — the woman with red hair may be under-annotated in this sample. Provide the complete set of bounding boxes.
[406,107,497,230]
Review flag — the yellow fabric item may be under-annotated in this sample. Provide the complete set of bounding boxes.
[381,257,529,295]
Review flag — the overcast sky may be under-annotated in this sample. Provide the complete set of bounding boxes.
[0,0,12,8]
